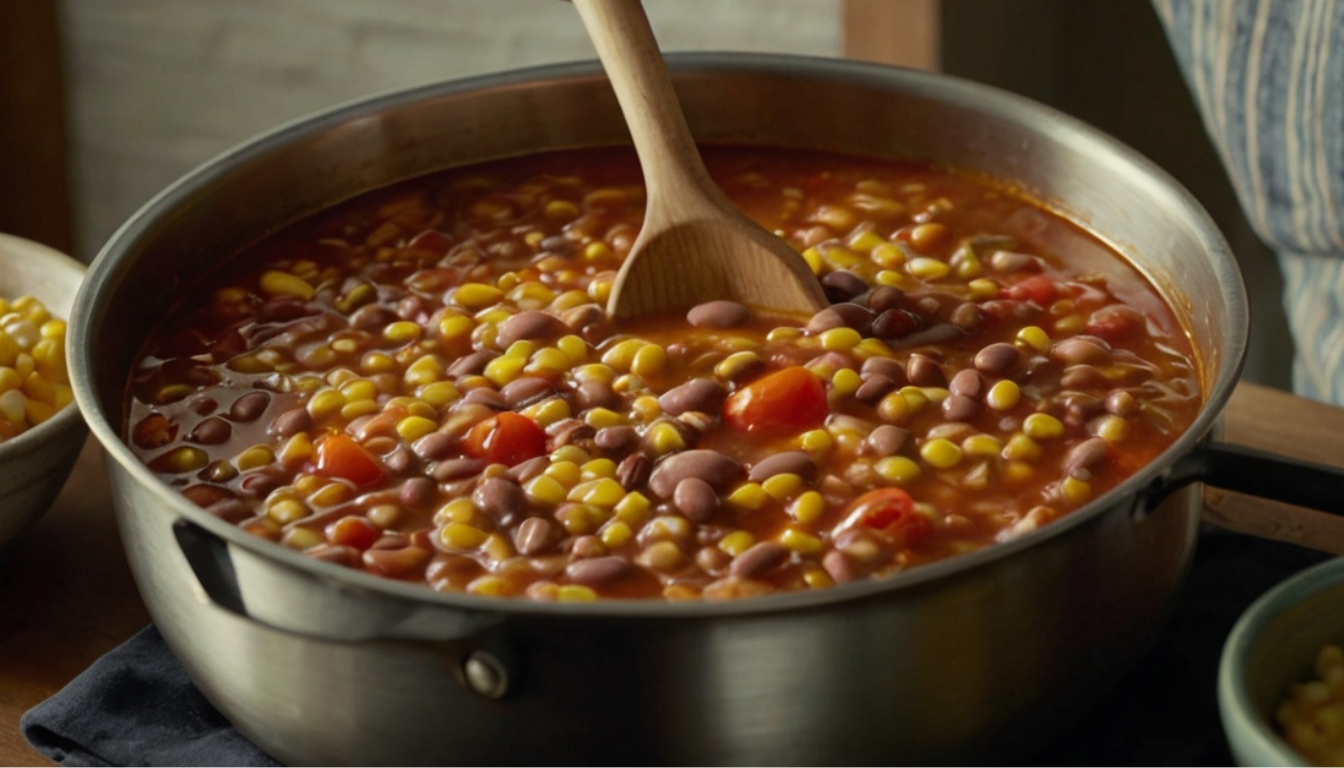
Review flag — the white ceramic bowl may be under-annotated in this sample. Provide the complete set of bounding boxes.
[0,233,88,551]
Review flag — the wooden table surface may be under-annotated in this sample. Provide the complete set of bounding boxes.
[1,381,1342,766]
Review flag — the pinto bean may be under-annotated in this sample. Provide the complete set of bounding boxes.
[730,542,790,578]
[228,391,271,422]
[648,450,744,498]
[950,302,984,329]
[617,452,652,490]
[687,300,752,329]
[399,477,437,508]
[1106,389,1138,416]
[674,477,720,523]
[431,458,486,482]
[507,456,550,483]
[949,368,984,399]
[974,343,1020,374]
[269,408,312,439]
[188,417,232,445]
[566,556,634,586]
[989,250,1041,273]
[462,388,507,409]
[855,374,898,405]
[595,425,639,453]
[748,451,818,482]
[861,356,907,385]
[907,353,946,387]
[412,432,457,461]
[501,376,553,408]
[822,550,857,584]
[871,308,921,340]
[349,303,397,330]
[864,425,909,457]
[515,517,557,556]
[941,394,979,421]
[447,350,499,377]
[574,379,618,410]
[474,478,525,526]
[658,378,726,416]
[865,285,904,314]
[561,303,607,331]
[497,310,567,347]
[1051,337,1111,366]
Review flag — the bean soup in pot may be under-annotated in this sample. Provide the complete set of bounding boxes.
[124,147,1201,601]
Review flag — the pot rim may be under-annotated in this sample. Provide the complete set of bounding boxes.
[71,52,1246,620]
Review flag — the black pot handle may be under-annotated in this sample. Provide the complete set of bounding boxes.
[172,518,248,615]
[1144,440,1344,516]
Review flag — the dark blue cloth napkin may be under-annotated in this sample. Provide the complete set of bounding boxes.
[20,625,279,767]
[19,530,1330,767]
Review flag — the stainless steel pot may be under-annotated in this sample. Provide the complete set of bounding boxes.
[70,54,1318,765]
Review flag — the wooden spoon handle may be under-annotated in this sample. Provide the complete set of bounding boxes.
[572,0,719,214]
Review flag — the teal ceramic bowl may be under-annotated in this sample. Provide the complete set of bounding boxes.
[1220,556,1344,766]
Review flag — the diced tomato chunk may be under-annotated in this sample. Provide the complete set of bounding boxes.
[326,515,380,551]
[723,366,829,437]
[314,434,385,486]
[1002,274,1058,306]
[462,412,547,467]
[1086,304,1147,345]
[840,488,932,549]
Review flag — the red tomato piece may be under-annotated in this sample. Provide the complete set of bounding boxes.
[462,412,547,467]
[326,515,380,551]
[314,434,385,486]
[1002,274,1058,306]
[841,488,932,549]
[1086,304,1147,345]
[723,366,828,437]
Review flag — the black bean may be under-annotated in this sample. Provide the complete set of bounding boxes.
[228,391,271,422]
[730,542,790,578]
[413,432,457,461]
[188,416,232,445]
[907,353,946,387]
[748,451,818,483]
[474,478,525,527]
[821,270,869,303]
[595,425,639,453]
[617,452,652,490]
[501,376,554,409]
[687,300,752,329]
[855,374,897,405]
[515,517,557,556]
[658,378,725,416]
[399,478,437,508]
[648,450,744,498]
[949,368,984,399]
[942,393,979,421]
[871,308,922,340]
[430,458,485,482]
[674,477,719,523]
[864,425,909,457]
[497,310,567,347]
[566,556,633,586]
[974,343,1020,374]
[866,285,905,314]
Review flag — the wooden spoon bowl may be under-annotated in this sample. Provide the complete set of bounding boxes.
[572,0,828,321]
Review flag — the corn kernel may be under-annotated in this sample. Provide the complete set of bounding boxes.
[259,270,314,300]
[574,363,616,383]
[819,327,862,351]
[438,314,475,341]
[557,584,598,602]
[876,455,922,484]
[1003,433,1043,463]
[727,482,769,510]
[583,407,625,429]
[543,460,582,488]
[310,482,353,507]
[581,458,618,480]
[383,321,423,344]
[715,351,763,381]
[1016,325,1051,352]
[1023,412,1065,440]
[871,242,906,269]
[763,473,803,501]
[600,339,645,370]
[556,334,588,366]
[791,491,827,525]
[1095,415,1130,443]
[906,257,951,280]
[631,394,661,422]
[630,344,667,377]
[394,415,437,442]
[441,522,489,550]
[25,399,55,424]
[962,434,1004,457]
[847,229,887,253]
[484,533,514,562]
[801,247,823,274]
[781,528,824,555]
[521,475,566,506]
[436,498,478,525]
[527,347,573,375]
[920,438,963,469]
[417,381,460,408]
[483,355,525,386]
[716,530,755,557]
[524,397,571,429]
[968,278,999,300]
[307,388,347,419]
[339,400,379,420]
[453,283,504,310]
[852,338,894,359]
[277,433,314,465]
[985,380,1021,411]
[39,319,65,340]
[551,289,590,312]
[646,421,686,455]
[601,520,634,548]
[799,428,833,452]
[877,391,913,424]
[467,576,511,597]
[615,491,652,525]
[766,327,803,342]
[550,445,590,465]
[267,498,308,525]
[1003,460,1035,484]
[1062,476,1092,505]
[236,445,276,471]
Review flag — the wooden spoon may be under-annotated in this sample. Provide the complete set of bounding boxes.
[571,0,828,320]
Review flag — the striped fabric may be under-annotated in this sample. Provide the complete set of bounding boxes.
[1152,0,1344,404]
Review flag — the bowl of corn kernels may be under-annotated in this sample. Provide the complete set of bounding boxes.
[1221,556,1344,766]
[0,232,87,551]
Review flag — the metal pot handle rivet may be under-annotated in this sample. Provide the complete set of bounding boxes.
[463,650,510,699]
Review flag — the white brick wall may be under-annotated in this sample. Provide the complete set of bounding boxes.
[58,0,839,259]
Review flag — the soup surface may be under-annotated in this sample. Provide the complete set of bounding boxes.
[125,147,1201,601]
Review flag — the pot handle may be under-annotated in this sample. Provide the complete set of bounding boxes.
[171,518,504,645]
[1143,440,1344,517]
